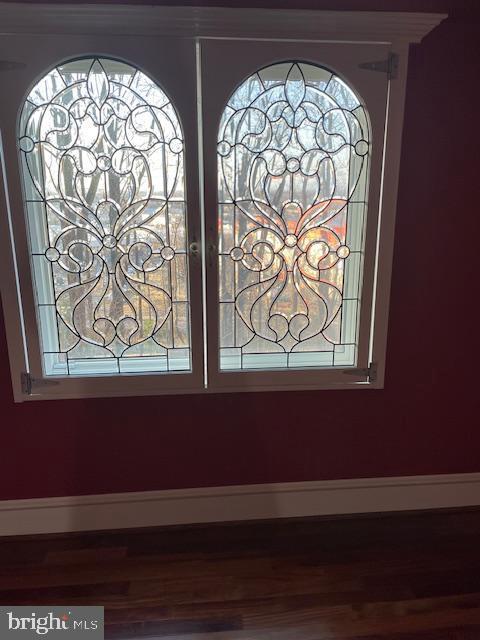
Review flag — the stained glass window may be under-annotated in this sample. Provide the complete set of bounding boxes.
[19,57,191,376]
[217,62,370,371]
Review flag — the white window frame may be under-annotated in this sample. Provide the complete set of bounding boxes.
[0,4,445,401]
[202,39,388,393]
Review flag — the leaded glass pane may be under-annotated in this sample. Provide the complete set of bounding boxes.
[19,57,191,376]
[218,62,370,370]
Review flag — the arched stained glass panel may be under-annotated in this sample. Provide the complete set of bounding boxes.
[19,57,191,376]
[218,61,370,370]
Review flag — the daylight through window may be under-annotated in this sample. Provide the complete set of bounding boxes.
[217,62,370,371]
[19,57,191,376]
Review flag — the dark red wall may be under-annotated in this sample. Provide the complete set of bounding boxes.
[0,0,479,500]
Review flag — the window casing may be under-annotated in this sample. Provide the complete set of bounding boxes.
[0,6,446,400]
[202,39,388,392]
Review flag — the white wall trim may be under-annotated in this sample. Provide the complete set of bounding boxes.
[1,472,479,537]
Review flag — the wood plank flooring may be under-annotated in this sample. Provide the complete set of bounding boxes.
[1,509,480,638]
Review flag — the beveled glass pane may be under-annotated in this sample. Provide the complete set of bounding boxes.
[218,61,370,370]
[19,57,191,376]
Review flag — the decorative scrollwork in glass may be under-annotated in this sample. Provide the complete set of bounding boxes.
[218,61,370,370]
[19,57,191,375]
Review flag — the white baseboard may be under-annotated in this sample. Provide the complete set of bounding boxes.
[1,472,480,537]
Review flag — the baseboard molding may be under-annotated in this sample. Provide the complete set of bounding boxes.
[1,472,480,536]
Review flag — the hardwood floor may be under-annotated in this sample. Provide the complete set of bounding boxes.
[1,509,480,638]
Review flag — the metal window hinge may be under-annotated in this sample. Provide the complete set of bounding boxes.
[359,52,399,80]
[343,361,378,383]
[21,372,60,395]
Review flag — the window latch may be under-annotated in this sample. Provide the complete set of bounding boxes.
[189,240,200,257]
[343,362,378,383]
[21,372,60,395]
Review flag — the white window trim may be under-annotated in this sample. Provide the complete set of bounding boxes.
[0,4,446,401]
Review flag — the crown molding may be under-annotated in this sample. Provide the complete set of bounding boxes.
[0,4,447,43]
